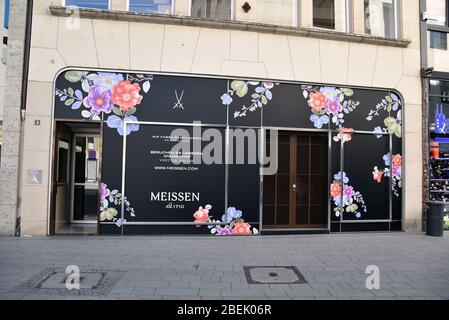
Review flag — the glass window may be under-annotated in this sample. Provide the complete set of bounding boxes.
[430,79,449,97]
[64,0,109,9]
[313,0,347,31]
[191,0,232,20]
[129,0,173,14]
[430,30,448,50]
[427,0,447,26]
[364,0,396,38]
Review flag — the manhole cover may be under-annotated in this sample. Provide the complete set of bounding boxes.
[10,268,123,297]
[243,266,307,284]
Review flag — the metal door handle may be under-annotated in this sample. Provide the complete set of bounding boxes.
[293,184,297,192]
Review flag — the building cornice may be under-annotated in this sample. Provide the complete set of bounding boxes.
[49,5,411,48]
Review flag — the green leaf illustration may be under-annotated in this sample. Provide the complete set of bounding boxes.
[125,108,136,116]
[65,98,74,106]
[113,106,122,116]
[261,95,268,105]
[64,71,84,83]
[231,81,248,98]
[340,88,354,96]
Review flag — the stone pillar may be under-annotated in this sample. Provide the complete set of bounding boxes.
[0,0,27,235]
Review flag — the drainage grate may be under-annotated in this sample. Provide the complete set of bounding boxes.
[243,266,307,284]
[10,267,123,297]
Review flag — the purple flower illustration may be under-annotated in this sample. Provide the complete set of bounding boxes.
[263,82,275,89]
[343,185,355,203]
[83,86,113,115]
[106,115,140,136]
[392,165,401,177]
[216,226,232,235]
[99,183,110,204]
[326,96,342,115]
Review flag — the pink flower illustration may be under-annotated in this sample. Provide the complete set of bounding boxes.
[392,154,402,167]
[193,205,212,224]
[112,80,143,111]
[308,91,327,112]
[330,183,341,198]
[232,222,252,235]
[373,166,383,183]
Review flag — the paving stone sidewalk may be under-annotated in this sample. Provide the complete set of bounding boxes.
[0,232,448,300]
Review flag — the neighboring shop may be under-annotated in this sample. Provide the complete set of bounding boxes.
[428,76,449,230]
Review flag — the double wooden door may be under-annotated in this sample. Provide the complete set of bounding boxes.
[263,131,328,229]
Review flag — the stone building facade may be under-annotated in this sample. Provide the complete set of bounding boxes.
[0,0,425,236]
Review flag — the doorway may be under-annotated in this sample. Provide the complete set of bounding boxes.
[71,134,102,223]
[50,122,101,235]
[262,131,329,230]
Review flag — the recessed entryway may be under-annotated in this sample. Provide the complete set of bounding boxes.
[50,121,102,235]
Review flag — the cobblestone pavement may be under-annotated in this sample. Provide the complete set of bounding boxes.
[0,232,448,300]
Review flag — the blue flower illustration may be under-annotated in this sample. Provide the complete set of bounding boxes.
[373,126,383,138]
[106,115,139,136]
[221,93,233,105]
[94,72,124,92]
[334,171,349,184]
[221,207,242,223]
[383,153,391,166]
[310,114,329,129]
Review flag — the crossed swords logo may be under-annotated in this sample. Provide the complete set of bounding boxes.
[173,90,184,109]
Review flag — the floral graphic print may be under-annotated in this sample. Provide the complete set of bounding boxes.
[221,80,278,118]
[372,153,402,197]
[330,172,367,219]
[193,205,258,236]
[302,86,360,129]
[333,127,354,143]
[99,183,135,227]
[367,92,402,138]
[56,71,152,136]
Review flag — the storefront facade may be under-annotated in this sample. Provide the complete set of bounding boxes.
[423,0,449,230]
[0,0,424,236]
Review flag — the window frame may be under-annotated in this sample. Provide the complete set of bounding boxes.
[63,0,111,10]
[189,0,300,27]
[188,0,235,20]
[363,0,399,39]
[126,0,176,15]
[311,0,352,33]
[427,0,449,32]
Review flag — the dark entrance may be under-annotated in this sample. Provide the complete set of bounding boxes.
[263,131,328,229]
[50,121,101,235]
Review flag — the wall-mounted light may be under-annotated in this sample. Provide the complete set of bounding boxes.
[242,2,251,13]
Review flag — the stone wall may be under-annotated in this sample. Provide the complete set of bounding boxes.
[0,0,27,235]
